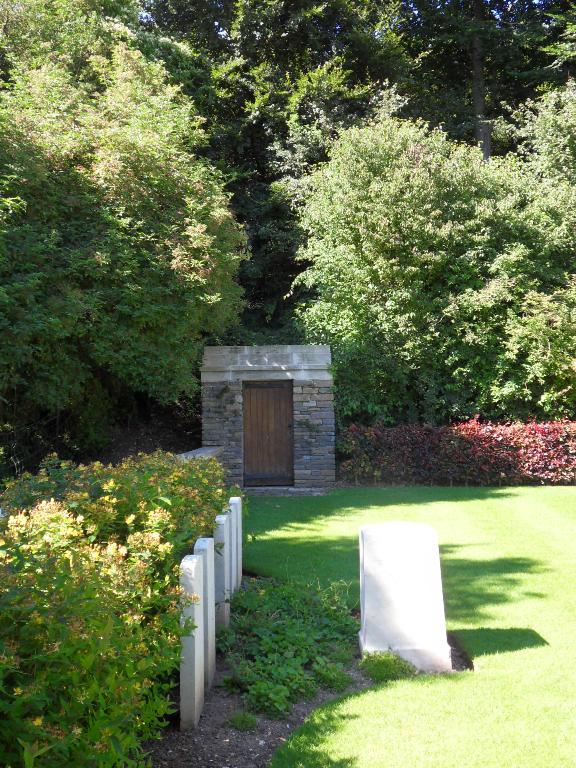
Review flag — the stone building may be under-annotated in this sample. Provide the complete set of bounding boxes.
[201,345,335,489]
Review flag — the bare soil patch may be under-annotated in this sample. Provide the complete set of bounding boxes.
[146,661,372,768]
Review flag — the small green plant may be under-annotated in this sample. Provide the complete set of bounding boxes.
[359,652,416,684]
[312,659,352,692]
[229,712,258,731]
[246,681,296,716]
[218,578,357,717]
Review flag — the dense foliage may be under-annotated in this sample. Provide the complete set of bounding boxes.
[0,452,227,766]
[143,0,570,329]
[400,1,570,155]
[519,79,576,185]
[1,0,575,461]
[0,0,245,465]
[340,420,576,485]
[297,114,576,424]
[218,577,357,716]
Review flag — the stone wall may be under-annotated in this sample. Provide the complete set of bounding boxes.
[202,381,243,487]
[293,381,335,487]
[201,345,336,489]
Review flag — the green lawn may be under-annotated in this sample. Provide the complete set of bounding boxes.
[243,486,576,768]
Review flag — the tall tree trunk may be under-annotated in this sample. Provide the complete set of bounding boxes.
[471,0,491,161]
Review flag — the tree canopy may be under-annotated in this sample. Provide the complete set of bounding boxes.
[0,0,245,461]
[0,0,574,469]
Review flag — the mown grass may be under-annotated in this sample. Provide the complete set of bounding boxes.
[243,486,576,768]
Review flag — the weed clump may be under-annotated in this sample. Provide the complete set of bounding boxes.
[359,652,416,684]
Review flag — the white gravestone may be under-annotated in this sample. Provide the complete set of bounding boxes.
[229,497,243,590]
[180,555,205,729]
[193,538,216,690]
[227,504,238,593]
[359,522,452,673]
[214,513,231,628]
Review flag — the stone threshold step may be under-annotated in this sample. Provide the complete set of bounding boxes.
[242,486,328,497]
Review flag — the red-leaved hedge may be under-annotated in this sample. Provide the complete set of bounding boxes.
[339,419,576,485]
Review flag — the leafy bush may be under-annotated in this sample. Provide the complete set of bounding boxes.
[296,114,576,424]
[0,0,246,458]
[518,80,576,185]
[340,419,576,486]
[0,452,228,767]
[217,578,357,716]
[2,452,227,552]
[311,658,353,692]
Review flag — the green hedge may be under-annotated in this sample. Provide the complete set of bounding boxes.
[0,452,228,767]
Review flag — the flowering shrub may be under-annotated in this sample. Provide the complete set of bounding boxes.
[0,452,228,766]
[340,420,576,486]
[2,451,226,556]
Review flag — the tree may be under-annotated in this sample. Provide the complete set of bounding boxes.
[399,0,570,156]
[0,0,246,460]
[145,0,409,333]
[141,0,235,53]
[296,114,576,423]
[545,4,576,74]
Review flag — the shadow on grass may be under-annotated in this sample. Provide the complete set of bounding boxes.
[453,627,549,658]
[246,532,545,624]
[271,671,469,768]
[439,546,546,624]
[245,486,516,538]
[272,702,360,768]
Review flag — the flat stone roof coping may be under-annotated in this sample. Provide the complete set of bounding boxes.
[202,344,331,372]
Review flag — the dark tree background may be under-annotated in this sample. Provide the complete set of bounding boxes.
[144,0,571,331]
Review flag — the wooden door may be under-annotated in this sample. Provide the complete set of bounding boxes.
[243,381,294,486]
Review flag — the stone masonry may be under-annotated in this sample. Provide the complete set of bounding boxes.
[201,345,335,488]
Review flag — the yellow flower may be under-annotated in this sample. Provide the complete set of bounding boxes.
[33,716,43,726]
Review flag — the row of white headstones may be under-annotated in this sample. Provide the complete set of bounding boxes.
[179,496,243,730]
[181,512,452,731]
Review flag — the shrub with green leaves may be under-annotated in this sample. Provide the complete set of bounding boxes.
[0,452,229,767]
[0,0,246,455]
[296,114,576,424]
[2,452,228,556]
[518,80,576,186]
[218,578,357,717]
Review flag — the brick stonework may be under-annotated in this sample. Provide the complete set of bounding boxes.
[292,381,335,487]
[201,346,335,488]
[202,382,244,487]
